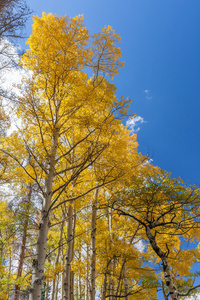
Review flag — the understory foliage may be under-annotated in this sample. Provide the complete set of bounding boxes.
[0,12,200,300]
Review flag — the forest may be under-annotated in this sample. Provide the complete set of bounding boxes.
[1,1,200,300]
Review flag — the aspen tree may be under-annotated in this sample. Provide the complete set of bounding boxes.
[85,241,90,300]
[78,247,82,300]
[112,169,200,300]
[90,189,98,300]
[63,202,76,300]
[1,12,130,299]
[13,185,32,300]
[51,220,65,300]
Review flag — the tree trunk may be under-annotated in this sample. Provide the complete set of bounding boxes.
[63,203,76,300]
[45,280,49,300]
[55,272,59,300]
[162,281,169,300]
[78,248,82,300]
[115,260,125,299]
[85,242,89,300]
[61,243,65,300]
[101,259,110,300]
[70,270,74,300]
[90,189,98,300]
[146,226,179,300]
[101,271,107,300]
[107,208,115,300]
[109,279,114,300]
[123,260,128,300]
[14,186,32,300]
[85,276,89,300]
[29,129,59,300]
[71,212,76,300]
[6,250,12,300]
[13,220,28,300]
[51,220,64,300]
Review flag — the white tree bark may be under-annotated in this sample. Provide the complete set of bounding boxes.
[85,243,89,300]
[51,220,64,300]
[55,272,59,300]
[61,243,65,300]
[85,277,89,300]
[14,186,32,300]
[146,226,179,300]
[90,189,98,300]
[78,248,82,300]
[107,208,115,300]
[45,280,49,300]
[124,260,129,300]
[63,203,76,300]
[29,129,59,300]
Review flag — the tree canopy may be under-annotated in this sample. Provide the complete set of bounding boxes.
[0,11,200,300]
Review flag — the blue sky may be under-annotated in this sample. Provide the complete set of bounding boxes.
[24,0,200,185]
[21,1,200,299]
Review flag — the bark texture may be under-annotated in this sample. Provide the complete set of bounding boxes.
[51,220,64,300]
[124,260,129,300]
[90,189,98,300]
[63,203,76,300]
[29,129,59,300]
[78,247,82,300]
[14,186,32,300]
[146,226,179,300]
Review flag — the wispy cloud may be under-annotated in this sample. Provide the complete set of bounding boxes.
[144,89,152,100]
[126,116,145,133]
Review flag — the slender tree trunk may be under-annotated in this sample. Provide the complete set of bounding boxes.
[64,204,73,300]
[101,259,111,300]
[71,211,76,300]
[107,208,115,300]
[78,247,82,300]
[78,275,82,300]
[85,242,89,300]
[101,271,107,300]
[13,221,28,300]
[51,275,56,300]
[115,260,125,299]
[51,274,56,300]
[6,249,12,300]
[29,129,59,300]
[85,276,89,300]
[63,203,76,300]
[162,281,169,300]
[29,176,52,300]
[109,279,114,300]
[61,242,65,300]
[90,189,98,300]
[14,186,32,300]
[146,226,179,300]
[70,270,74,300]
[51,221,64,300]
[123,260,128,300]
[45,280,49,300]
[55,272,59,300]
